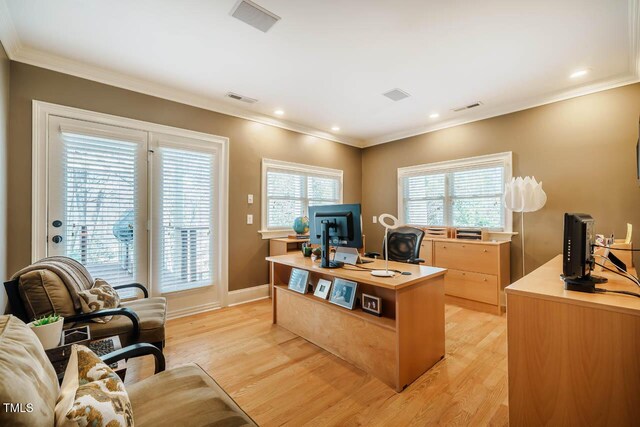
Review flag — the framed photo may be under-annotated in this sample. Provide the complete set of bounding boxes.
[313,278,332,299]
[361,293,382,316]
[329,278,358,310]
[288,268,309,294]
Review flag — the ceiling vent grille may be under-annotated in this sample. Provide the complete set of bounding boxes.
[231,0,281,33]
[382,88,411,102]
[226,92,258,104]
[452,101,483,112]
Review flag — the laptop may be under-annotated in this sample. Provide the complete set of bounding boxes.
[334,247,374,265]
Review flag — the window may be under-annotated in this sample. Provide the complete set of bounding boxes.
[398,152,512,231]
[260,159,343,238]
[157,145,216,293]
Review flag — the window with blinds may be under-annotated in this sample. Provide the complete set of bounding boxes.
[262,159,342,232]
[159,147,215,293]
[399,153,512,231]
[61,131,140,286]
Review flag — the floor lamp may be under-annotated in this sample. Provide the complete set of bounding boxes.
[503,176,547,277]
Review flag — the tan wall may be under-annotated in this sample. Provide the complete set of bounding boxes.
[362,83,640,282]
[0,43,9,311]
[7,62,362,291]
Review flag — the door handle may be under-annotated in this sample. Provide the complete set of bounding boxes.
[52,235,63,244]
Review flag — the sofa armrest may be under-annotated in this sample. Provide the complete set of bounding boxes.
[101,343,165,374]
[65,307,140,340]
[113,283,149,299]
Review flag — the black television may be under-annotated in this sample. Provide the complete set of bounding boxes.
[562,213,607,291]
[309,204,363,268]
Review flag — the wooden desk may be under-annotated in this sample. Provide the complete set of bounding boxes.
[267,253,447,392]
[505,255,640,426]
[269,237,310,256]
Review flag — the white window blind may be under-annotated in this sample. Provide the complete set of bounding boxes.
[159,147,215,293]
[399,153,512,231]
[61,131,140,285]
[262,160,343,232]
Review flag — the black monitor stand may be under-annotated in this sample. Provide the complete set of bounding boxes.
[562,274,608,293]
[320,220,344,268]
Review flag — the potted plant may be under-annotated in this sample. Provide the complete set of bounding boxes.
[28,314,64,350]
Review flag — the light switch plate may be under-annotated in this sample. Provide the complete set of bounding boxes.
[248,194,253,204]
[247,214,253,225]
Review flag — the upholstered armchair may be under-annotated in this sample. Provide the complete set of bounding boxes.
[4,258,167,350]
[0,315,257,427]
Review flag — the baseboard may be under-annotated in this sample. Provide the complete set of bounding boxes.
[166,301,221,320]
[228,284,270,306]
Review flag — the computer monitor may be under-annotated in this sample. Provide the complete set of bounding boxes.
[562,212,606,291]
[308,204,363,268]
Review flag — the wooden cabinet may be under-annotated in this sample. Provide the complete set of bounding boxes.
[269,237,310,256]
[505,256,640,425]
[421,238,510,314]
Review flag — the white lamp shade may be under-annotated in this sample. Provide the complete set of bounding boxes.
[378,213,400,229]
[503,176,547,213]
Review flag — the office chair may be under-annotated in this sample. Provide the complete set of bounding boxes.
[364,226,425,264]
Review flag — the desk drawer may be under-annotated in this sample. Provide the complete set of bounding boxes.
[444,269,498,305]
[420,240,434,266]
[434,241,498,275]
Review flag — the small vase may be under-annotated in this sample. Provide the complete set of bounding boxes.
[28,318,64,350]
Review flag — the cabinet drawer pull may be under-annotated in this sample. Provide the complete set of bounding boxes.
[483,249,488,253]
[483,278,487,282]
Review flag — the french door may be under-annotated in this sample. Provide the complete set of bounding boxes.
[48,117,149,287]
[45,113,224,308]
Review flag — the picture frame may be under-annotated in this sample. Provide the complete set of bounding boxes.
[361,293,382,316]
[328,278,358,310]
[288,268,309,294]
[313,278,332,299]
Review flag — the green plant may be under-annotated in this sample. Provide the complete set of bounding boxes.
[32,314,61,326]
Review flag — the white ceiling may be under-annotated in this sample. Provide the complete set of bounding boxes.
[0,0,638,148]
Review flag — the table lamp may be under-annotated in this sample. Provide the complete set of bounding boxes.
[372,214,400,277]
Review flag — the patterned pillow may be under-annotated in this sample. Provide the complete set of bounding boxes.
[77,279,120,323]
[55,345,133,427]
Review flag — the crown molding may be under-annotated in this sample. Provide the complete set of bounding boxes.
[1,0,638,150]
[363,72,639,147]
[631,0,640,77]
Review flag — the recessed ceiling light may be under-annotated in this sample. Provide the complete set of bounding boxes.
[570,69,590,79]
[274,109,284,116]
[429,113,440,119]
[331,126,340,132]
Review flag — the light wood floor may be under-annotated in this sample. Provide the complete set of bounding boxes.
[126,299,509,426]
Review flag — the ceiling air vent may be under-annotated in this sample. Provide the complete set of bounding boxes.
[382,88,411,102]
[452,101,483,112]
[225,92,258,104]
[231,0,281,33]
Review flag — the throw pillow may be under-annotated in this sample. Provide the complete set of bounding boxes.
[18,269,77,319]
[55,344,133,427]
[77,279,120,323]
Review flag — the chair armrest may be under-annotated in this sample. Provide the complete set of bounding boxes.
[113,283,149,299]
[364,252,381,259]
[410,258,425,264]
[65,308,140,340]
[101,343,165,374]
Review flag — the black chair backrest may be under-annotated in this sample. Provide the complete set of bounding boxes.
[3,279,30,322]
[383,226,425,263]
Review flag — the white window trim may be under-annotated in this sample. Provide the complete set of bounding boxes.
[32,100,230,307]
[259,158,344,239]
[397,152,513,232]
